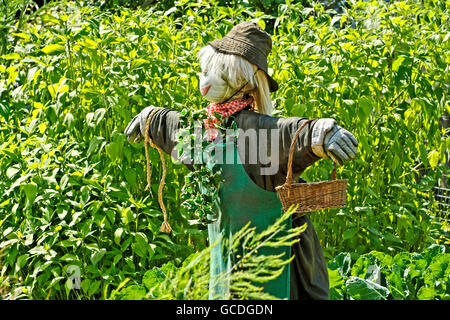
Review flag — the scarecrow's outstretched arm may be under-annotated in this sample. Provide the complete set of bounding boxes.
[231,112,321,190]
[124,106,187,163]
[232,112,358,191]
[124,107,358,190]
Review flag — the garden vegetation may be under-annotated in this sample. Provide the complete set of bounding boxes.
[0,0,448,299]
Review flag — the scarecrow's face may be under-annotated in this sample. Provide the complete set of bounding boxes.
[198,69,233,103]
[198,45,255,104]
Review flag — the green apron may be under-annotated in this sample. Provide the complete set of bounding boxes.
[207,141,291,300]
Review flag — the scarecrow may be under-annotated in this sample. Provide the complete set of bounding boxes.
[125,22,358,300]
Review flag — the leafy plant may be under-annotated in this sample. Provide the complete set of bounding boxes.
[272,0,449,258]
[328,244,450,300]
[176,107,224,226]
[0,0,448,300]
[110,206,306,300]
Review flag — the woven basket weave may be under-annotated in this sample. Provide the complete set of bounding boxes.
[275,119,348,215]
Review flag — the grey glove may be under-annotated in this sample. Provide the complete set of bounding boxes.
[124,106,155,143]
[323,125,358,166]
[311,118,358,166]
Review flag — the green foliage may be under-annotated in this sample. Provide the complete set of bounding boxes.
[0,0,448,300]
[328,244,450,300]
[177,107,224,226]
[110,206,306,300]
[272,0,449,258]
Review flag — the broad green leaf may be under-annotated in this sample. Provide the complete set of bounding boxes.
[427,150,440,169]
[80,37,98,49]
[38,122,47,134]
[88,280,101,296]
[160,261,177,276]
[370,251,393,269]
[81,279,91,293]
[106,142,120,161]
[256,19,265,30]
[328,252,351,277]
[41,44,65,55]
[0,101,10,120]
[94,108,106,127]
[426,253,450,281]
[142,267,165,290]
[328,269,345,297]
[290,104,308,116]
[12,32,30,40]
[133,232,149,258]
[47,276,64,289]
[351,253,377,279]
[342,228,358,240]
[422,244,446,264]
[23,183,38,203]
[60,174,69,191]
[131,58,150,69]
[117,285,146,300]
[91,248,106,266]
[29,246,47,256]
[114,228,124,245]
[60,253,78,262]
[16,254,29,270]
[0,53,21,60]
[417,286,436,300]
[6,167,20,179]
[124,168,137,189]
[358,96,372,122]
[392,56,405,72]
[87,136,105,158]
[41,14,61,25]
[56,206,68,220]
[346,277,389,300]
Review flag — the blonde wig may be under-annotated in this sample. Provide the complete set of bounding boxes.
[198,45,273,115]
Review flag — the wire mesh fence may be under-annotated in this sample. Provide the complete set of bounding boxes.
[433,186,450,216]
[433,172,450,219]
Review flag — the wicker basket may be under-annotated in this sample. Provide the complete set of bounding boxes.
[275,119,348,215]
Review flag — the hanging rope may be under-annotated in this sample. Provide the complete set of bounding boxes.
[144,107,172,233]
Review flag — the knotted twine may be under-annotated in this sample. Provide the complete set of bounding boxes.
[144,107,172,233]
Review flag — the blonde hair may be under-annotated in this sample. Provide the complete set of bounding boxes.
[198,45,273,115]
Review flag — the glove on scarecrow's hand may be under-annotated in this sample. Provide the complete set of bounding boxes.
[311,118,358,166]
[124,106,155,143]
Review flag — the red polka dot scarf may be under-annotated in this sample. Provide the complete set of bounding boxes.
[203,96,254,141]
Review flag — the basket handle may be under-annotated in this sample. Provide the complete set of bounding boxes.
[286,119,315,186]
[332,161,337,180]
